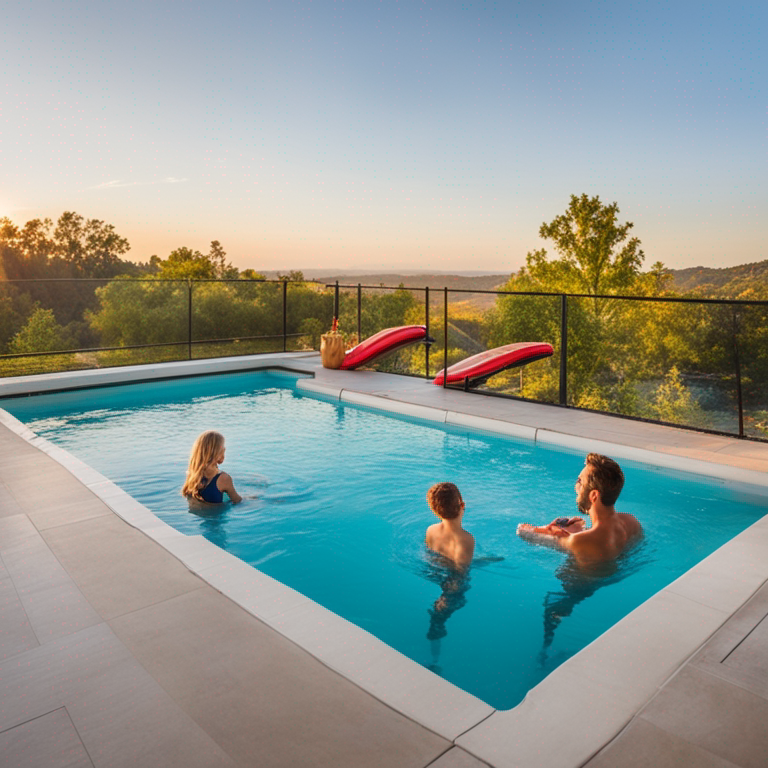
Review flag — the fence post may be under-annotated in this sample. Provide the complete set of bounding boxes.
[443,287,448,388]
[424,286,430,379]
[334,280,340,322]
[732,307,744,438]
[282,280,287,352]
[559,294,567,405]
[187,279,193,360]
[357,283,362,343]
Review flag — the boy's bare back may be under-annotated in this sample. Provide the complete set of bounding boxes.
[425,482,475,567]
[426,522,475,567]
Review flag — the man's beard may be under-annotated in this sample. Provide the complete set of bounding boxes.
[576,487,590,515]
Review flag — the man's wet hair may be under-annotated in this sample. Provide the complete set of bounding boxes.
[427,482,464,520]
[584,453,624,506]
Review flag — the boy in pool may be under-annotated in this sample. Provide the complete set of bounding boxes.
[181,430,242,504]
[425,482,475,567]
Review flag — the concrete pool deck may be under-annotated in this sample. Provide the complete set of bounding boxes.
[1,352,767,767]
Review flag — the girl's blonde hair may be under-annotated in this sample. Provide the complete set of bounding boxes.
[181,430,226,499]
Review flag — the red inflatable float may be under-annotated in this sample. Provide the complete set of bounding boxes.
[340,325,431,370]
[433,342,554,387]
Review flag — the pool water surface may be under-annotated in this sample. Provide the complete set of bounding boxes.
[3,370,766,709]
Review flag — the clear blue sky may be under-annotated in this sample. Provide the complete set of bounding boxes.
[2,1,765,273]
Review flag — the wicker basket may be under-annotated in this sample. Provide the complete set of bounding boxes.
[320,333,346,369]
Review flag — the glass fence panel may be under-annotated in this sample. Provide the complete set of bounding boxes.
[469,292,561,404]
[89,279,190,368]
[286,281,335,352]
[567,297,740,433]
[341,285,426,376]
[739,304,768,440]
[1,278,765,442]
[335,285,361,348]
[0,279,191,375]
[191,280,273,358]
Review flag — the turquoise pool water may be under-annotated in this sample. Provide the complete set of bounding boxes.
[3,370,767,709]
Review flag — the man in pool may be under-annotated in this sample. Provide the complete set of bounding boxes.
[425,482,475,567]
[517,453,642,562]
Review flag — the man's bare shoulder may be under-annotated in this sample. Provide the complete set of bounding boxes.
[561,527,591,549]
[618,512,643,537]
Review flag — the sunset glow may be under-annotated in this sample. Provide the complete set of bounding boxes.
[1,1,765,273]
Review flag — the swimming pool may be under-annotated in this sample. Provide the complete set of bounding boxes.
[3,369,767,710]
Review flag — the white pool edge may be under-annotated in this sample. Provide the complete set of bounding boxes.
[3,356,768,768]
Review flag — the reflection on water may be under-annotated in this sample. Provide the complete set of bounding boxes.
[417,552,505,674]
[187,498,230,550]
[539,540,652,666]
[419,552,472,674]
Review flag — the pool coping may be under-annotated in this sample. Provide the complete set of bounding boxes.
[2,353,768,768]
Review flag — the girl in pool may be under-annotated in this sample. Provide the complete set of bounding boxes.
[181,430,242,504]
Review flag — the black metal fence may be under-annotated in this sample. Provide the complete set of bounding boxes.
[1,277,766,441]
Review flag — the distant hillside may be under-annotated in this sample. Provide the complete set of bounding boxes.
[311,273,509,291]
[669,261,768,295]
[259,271,510,292]
[261,262,768,302]
[313,273,510,310]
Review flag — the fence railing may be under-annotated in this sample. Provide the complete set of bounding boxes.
[1,277,766,441]
[327,281,765,440]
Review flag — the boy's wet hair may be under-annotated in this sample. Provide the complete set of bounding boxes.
[427,482,464,520]
[584,453,624,506]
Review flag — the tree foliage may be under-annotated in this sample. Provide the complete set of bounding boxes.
[520,193,644,297]
[9,307,72,354]
[155,242,239,280]
[0,212,131,280]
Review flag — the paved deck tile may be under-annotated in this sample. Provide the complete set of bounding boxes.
[0,515,104,646]
[0,708,94,768]
[0,623,236,768]
[39,514,205,620]
[0,481,24,518]
[0,573,39,659]
[639,665,768,768]
[429,746,493,767]
[108,586,450,768]
[585,718,740,768]
[24,495,114,532]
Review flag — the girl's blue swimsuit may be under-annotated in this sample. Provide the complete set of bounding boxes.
[198,473,223,503]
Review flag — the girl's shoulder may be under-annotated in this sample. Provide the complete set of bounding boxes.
[216,471,234,486]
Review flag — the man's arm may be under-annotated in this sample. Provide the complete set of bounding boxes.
[518,517,585,536]
[517,523,573,551]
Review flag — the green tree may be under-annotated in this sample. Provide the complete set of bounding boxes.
[487,195,655,407]
[521,194,645,299]
[300,317,325,349]
[277,270,306,282]
[156,242,238,280]
[645,366,706,426]
[52,211,131,276]
[87,280,188,346]
[240,268,266,280]
[0,212,135,341]
[0,286,35,352]
[9,307,71,354]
